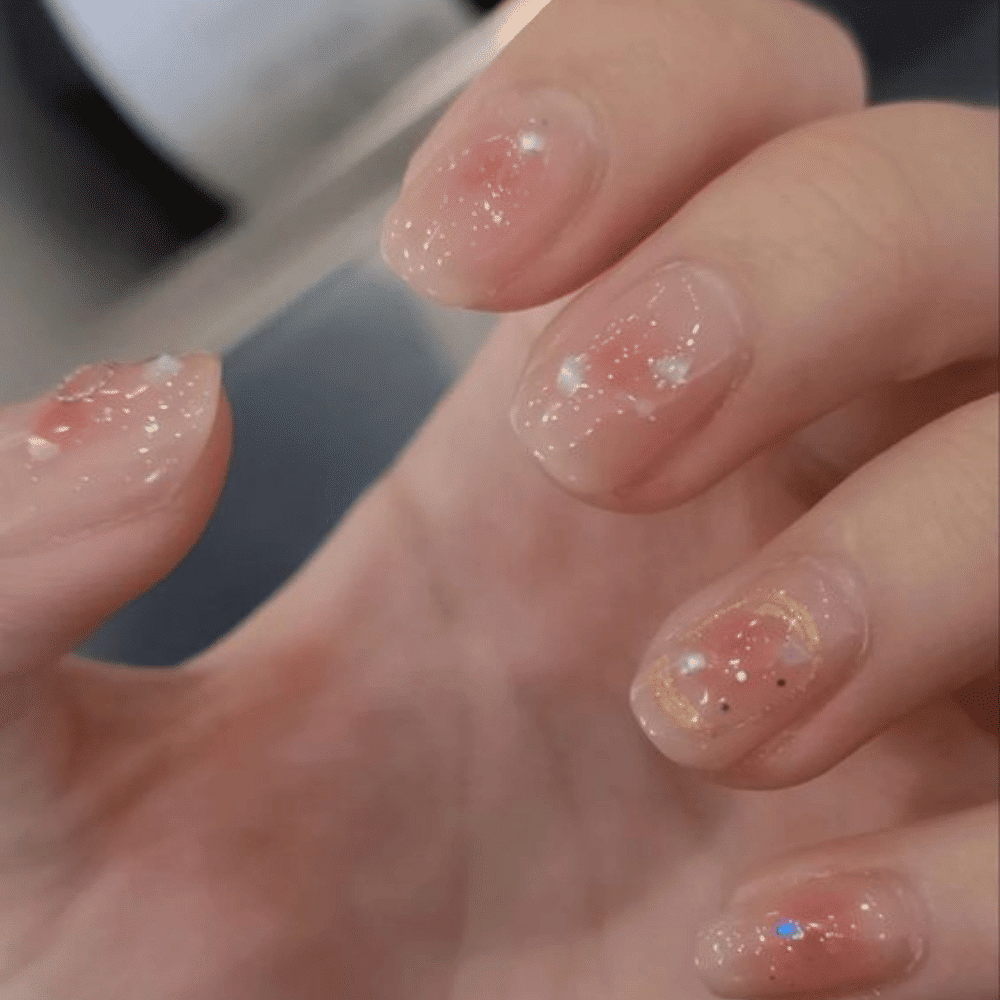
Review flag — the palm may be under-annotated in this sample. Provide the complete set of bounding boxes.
[1,317,994,1000]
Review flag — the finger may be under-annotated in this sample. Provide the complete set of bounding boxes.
[192,300,753,682]
[0,353,230,694]
[630,394,998,785]
[510,101,999,509]
[381,0,865,309]
[777,358,998,506]
[695,804,998,1000]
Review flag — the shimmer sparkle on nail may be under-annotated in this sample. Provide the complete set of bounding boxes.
[381,88,605,305]
[630,556,868,768]
[510,262,751,498]
[696,871,927,998]
[0,353,220,557]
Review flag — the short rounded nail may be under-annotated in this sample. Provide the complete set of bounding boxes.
[630,556,868,769]
[696,871,927,998]
[381,87,605,304]
[510,262,751,497]
[0,353,220,557]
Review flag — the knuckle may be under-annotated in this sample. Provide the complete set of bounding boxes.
[778,103,997,382]
[781,118,933,289]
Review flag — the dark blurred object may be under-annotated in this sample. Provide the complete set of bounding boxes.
[815,0,998,105]
[1,0,232,255]
[821,0,986,67]
[0,0,232,267]
[1,0,492,270]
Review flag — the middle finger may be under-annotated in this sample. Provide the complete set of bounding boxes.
[510,101,999,509]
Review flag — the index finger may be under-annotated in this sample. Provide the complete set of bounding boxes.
[380,0,865,310]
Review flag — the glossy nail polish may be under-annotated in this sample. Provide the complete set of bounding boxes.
[510,262,750,497]
[0,353,220,557]
[381,88,604,304]
[696,871,927,998]
[630,557,867,768]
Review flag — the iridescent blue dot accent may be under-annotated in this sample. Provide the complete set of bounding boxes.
[774,920,805,940]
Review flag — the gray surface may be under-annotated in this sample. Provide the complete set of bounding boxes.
[79,2,999,666]
[863,1,998,105]
[81,264,451,665]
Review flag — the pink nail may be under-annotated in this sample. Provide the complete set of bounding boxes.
[630,557,868,769]
[0,353,220,556]
[510,262,751,497]
[696,871,927,997]
[381,88,605,304]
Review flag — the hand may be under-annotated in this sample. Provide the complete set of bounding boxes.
[0,4,995,1000]
[382,0,999,996]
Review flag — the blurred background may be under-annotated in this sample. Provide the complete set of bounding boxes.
[0,0,995,665]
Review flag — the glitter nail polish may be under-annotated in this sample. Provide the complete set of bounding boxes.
[0,353,220,556]
[696,871,927,997]
[381,88,605,305]
[630,556,868,768]
[510,262,751,498]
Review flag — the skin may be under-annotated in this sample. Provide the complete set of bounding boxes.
[0,309,993,999]
[0,1,996,997]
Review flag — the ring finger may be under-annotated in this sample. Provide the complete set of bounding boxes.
[629,392,998,786]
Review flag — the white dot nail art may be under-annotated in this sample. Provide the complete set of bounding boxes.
[676,650,707,675]
[556,353,588,397]
[27,436,60,462]
[517,130,546,155]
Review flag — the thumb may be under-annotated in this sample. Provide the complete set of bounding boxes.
[0,352,230,680]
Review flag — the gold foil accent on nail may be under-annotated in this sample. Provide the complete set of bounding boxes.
[649,654,708,733]
[756,591,821,658]
[648,585,825,735]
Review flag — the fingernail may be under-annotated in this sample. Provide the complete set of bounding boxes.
[696,871,927,998]
[0,353,220,557]
[381,87,605,304]
[510,262,751,497]
[630,556,868,768]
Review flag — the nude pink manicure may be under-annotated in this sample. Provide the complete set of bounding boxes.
[381,88,605,304]
[0,353,220,556]
[630,557,868,769]
[510,262,751,498]
[696,871,927,998]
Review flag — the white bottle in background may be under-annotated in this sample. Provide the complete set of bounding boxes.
[0,0,549,402]
[42,0,478,208]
